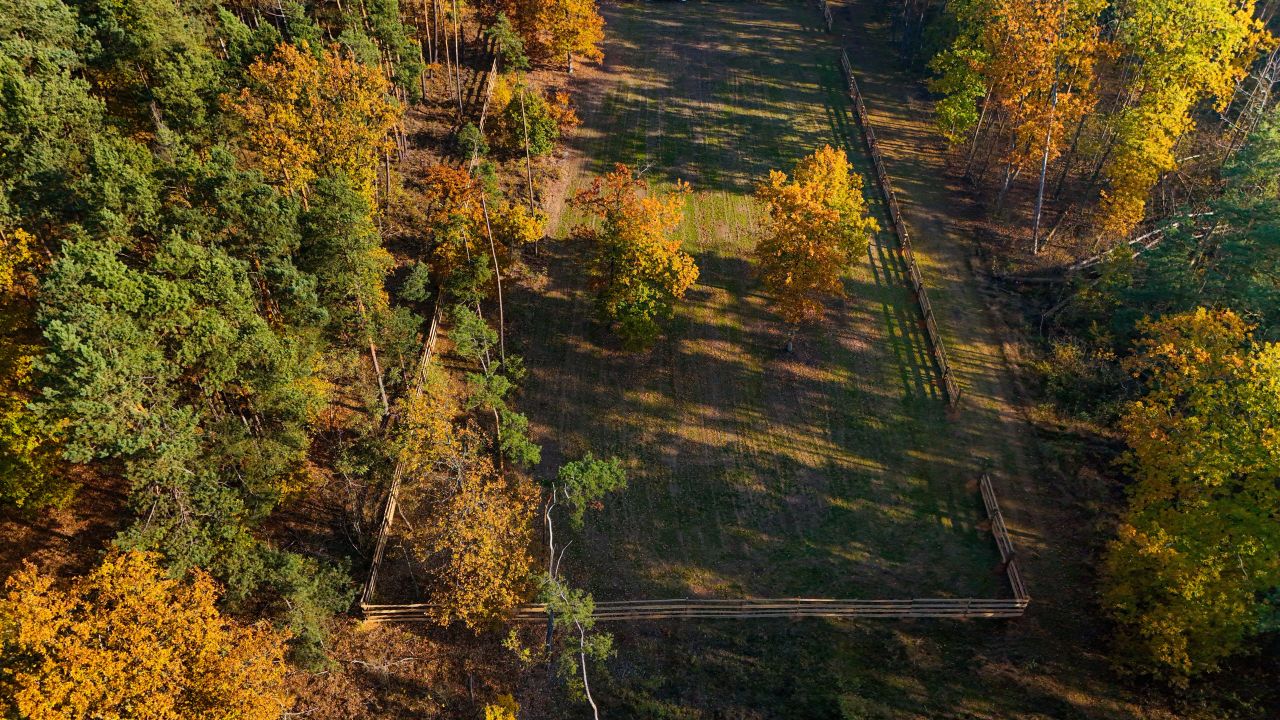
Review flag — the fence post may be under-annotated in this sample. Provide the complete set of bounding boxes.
[840,50,962,408]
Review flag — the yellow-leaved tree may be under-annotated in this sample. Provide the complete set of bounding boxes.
[534,0,605,73]
[402,426,538,628]
[1099,0,1273,237]
[754,145,878,326]
[0,227,70,510]
[571,163,698,347]
[227,41,401,206]
[1102,308,1280,679]
[0,550,291,719]
[981,0,1104,249]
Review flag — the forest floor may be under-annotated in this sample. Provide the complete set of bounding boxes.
[498,0,1184,717]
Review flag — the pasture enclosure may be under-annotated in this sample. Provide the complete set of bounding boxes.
[515,0,1001,605]
[362,0,1032,622]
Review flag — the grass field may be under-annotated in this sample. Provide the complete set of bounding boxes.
[515,0,1003,608]
[494,1,1065,716]
[490,2,1237,719]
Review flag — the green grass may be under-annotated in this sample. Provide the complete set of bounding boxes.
[519,0,999,602]
[505,1,1007,714]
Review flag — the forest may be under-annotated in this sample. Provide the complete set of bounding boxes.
[0,0,1277,718]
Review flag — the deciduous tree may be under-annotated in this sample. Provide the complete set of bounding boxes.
[754,145,878,325]
[0,550,291,719]
[228,41,401,206]
[572,164,698,347]
[534,0,605,73]
[1098,0,1272,237]
[403,428,538,628]
[1102,308,1280,678]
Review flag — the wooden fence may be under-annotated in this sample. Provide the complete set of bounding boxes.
[361,472,1029,622]
[816,0,833,32]
[980,472,1029,601]
[840,50,961,408]
[358,301,444,609]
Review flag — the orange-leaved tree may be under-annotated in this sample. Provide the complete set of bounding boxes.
[227,41,401,207]
[1101,308,1280,679]
[980,0,1104,248]
[571,163,698,347]
[418,162,486,269]
[0,550,291,719]
[474,0,603,72]
[754,145,878,326]
[534,0,605,73]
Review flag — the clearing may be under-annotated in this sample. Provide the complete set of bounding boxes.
[518,0,1006,611]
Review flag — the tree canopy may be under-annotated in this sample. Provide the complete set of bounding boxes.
[755,145,878,325]
[1102,308,1280,678]
[0,550,291,719]
[571,163,699,347]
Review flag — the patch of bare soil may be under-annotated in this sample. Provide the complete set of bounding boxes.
[0,468,128,583]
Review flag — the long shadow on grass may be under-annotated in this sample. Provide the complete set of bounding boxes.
[507,241,1002,606]
[575,0,855,195]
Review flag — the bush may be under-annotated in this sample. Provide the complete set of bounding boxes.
[455,122,488,160]
[1034,338,1127,422]
[497,86,559,157]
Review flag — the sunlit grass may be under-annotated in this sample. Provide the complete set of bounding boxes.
[517,0,1002,609]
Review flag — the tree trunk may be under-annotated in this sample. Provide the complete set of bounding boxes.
[480,196,506,363]
[355,296,391,417]
[964,87,994,177]
[1052,111,1088,201]
[453,0,463,117]
[1032,82,1060,254]
[520,87,536,212]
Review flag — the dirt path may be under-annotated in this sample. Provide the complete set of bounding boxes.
[831,1,1174,717]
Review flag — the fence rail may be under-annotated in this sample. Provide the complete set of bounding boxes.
[840,50,961,407]
[362,471,1029,622]
[358,301,444,609]
[363,596,1028,623]
[980,473,1029,601]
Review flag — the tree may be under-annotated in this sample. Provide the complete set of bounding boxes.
[551,452,626,528]
[533,453,627,720]
[484,695,521,720]
[754,145,878,326]
[1117,109,1280,334]
[1098,0,1272,237]
[299,174,396,413]
[496,83,560,157]
[450,304,541,469]
[537,574,612,719]
[486,12,530,71]
[0,331,70,509]
[418,162,485,270]
[395,356,461,478]
[489,199,547,250]
[1101,308,1280,679]
[929,0,1104,246]
[402,427,538,628]
[571,163,699,347]
[0,550,291,719]
[0,227,71,510]
[533,0,604,73]
[77,0,220,137]
[0,0,109,234]
[227,41,401,206]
